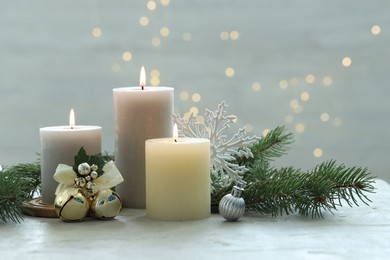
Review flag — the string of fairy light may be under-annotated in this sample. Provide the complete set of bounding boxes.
[90,0,382,159]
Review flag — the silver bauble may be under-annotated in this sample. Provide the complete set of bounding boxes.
[54,190,90,221]
[90,189,122,219]
[78,162,91,175]
[74,177,86,188]
[91,164,98,171]
[219,184,245,221]
[90,171,98,179]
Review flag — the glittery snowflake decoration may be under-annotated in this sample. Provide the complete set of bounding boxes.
[173,101,259,190]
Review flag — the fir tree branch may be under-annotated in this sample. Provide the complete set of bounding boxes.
[236,126,294,166]
[0,162,41,223]
[244,165,305,216]
[242,159,375,218]
[296,160,375,218]
[251,126,294,161]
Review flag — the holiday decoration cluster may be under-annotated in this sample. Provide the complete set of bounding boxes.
[0,102,375,223]
[53,148,123,221]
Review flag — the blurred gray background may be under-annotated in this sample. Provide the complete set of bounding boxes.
[1,0,389,182]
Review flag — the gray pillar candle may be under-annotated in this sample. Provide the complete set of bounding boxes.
[113,85,173,208]
[40,110,101,203]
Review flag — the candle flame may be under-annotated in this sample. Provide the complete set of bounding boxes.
[140,66,146,88]
[173,123,178,141]
[69,108,75,128]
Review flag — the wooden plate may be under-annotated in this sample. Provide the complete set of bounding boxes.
[22,197,58,218]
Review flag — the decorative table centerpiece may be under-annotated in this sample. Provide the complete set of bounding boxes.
[0,101,375,223]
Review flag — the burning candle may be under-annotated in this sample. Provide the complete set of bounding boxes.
[40,109,101,203]
[113,66,174,208]
[145,124,210,220]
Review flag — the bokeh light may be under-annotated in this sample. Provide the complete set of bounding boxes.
[342,57,352,67]
[320,112,330,122]
[225,67,235,77]
[262,128,271,137]
[285,115,293,124]
[182,32,192,41]
[371,25,381,35]
[313,148,323,158]
[150,77,160,86]
[290,99,300,109]
[251,82,261,92]
[220,31,229,40]
[91,27,102,38]
[147,1,157,11]
[152,37,161,47]
[192,93,201,102]
[300,91,310,101]
[122,51,132,62]
[150,69,160,78]
[305,74,315,84]
[139,16,149,26]
[189,106,199,116]
[111,63,120,72]
[160,0,170,6]
[160,27,170,37]
[244,124,254,133]
[322,76,333,86]
[295,123,305,133]
[197,115,204,123]
[279,80,288,89]
[230,30,239,40]
[180,91,189,101]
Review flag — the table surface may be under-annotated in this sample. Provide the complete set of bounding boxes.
[1,179,389,260]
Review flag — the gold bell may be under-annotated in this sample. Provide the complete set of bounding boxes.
[90,189,122,219]
[54,190,90,221]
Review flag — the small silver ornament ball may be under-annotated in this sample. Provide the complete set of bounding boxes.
[78,162,91,175]
[219,185,246,221]
[91,164,98,171]
[86,181,95,190]
[74,177,86,188]
[90,171,98,179]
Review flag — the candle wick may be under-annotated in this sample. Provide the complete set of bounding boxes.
[174,138,177,142]
[141,85,144,90]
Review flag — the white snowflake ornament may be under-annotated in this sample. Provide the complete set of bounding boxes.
[173,101,259,190]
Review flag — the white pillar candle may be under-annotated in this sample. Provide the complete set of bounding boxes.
[145,132,210,221]
[40,109,101,203]
[113,67,173,208]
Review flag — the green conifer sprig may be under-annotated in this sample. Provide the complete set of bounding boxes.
[244,126,294,165]
[233,127,376,218]
[234,126,292,168]
[242,159,375,218]
[0,162,40,223]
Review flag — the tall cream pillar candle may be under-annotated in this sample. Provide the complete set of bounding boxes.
[113,67,173,208]
[40,109,101,203]
[145,135,210,221]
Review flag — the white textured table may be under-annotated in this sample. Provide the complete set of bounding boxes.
[2,180,390,260]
